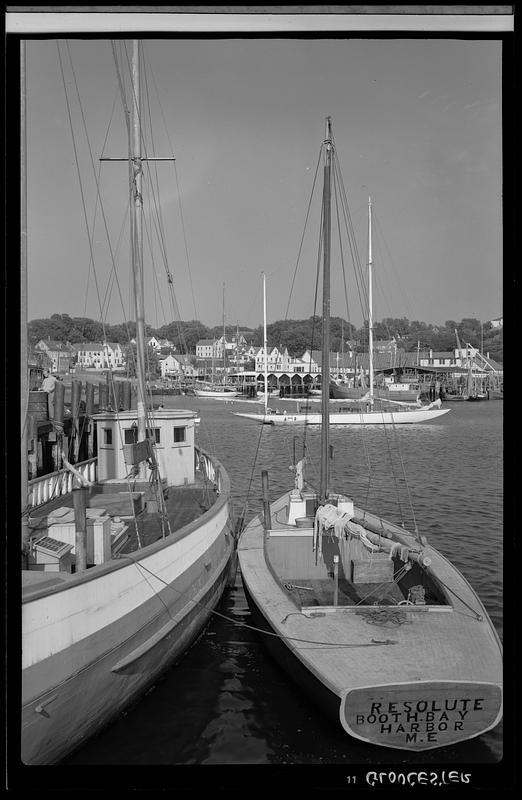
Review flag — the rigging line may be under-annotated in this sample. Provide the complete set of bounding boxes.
[107,395,143,549]
[332,161,352,332]
[302,190,324,454]
[236,420,271,531]
[64,41,134,351]
[333,150,368,322]
[100,199,132,321]
[121,554,394,647]
[373,208,416,322]
[354,564,411,607]
[65,40,122,335]
[81,86,120,322]
[142,211,169,327]
[141,61,170,261]
[164,280,190,357]
[144,46,199,321]
[122,42,195,334]
[379,416,406,525]
[284,145,323,320]
[117,42,196,355]
[393,438,418,536]
[56,42,107,345]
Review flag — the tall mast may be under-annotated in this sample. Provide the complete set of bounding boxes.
[131,40,147,450]
[320,117,333,505]
[263,272,268,414]
[21,40,30,554]
[368,196,374,408]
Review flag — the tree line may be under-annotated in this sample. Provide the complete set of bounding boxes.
[29,313,503,363]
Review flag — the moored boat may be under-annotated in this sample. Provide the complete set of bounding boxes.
[237,118,502,750]
[21,40,236,764]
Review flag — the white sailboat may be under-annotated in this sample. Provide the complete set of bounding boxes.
[21,40,236,764]
[234,192,449,425]
[237,118,502,751]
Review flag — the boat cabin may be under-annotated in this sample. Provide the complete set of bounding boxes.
[94,408,197,486]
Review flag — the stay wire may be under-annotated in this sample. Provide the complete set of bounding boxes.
[284,145,323,321]
[62,41,136,372]
[56,42,108,346]
[144,45,199,321]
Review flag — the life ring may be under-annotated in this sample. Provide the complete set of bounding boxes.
[398,599,413,606]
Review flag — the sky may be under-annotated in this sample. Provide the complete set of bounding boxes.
[24,35,503,330]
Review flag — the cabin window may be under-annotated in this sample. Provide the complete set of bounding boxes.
[124,428,138,445]
[103,428,113,445]
[173,426,186,443]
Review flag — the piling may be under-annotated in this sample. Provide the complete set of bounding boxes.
[333,554,339,606]
[28,390,48,422]
[262,470,272,531]
[98,382,108,411]
[53,380,65,472]
[54,379,65,424]
[122,380,132,410]
[71,380,82,461]
[73,486,88,573]
[85,382,95,458]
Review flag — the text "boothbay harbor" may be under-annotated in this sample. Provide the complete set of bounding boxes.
[352,695,495,747]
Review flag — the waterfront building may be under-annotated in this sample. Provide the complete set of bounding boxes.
[158,354,196,379]
[73,342,124,371]
[34,339,76,373]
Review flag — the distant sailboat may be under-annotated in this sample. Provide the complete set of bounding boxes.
[234,195,449,426]
[194,284,239,397]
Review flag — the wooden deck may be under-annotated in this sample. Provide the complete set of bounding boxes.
[27,473,218,559]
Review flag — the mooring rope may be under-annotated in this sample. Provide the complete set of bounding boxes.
[117,553,397,649]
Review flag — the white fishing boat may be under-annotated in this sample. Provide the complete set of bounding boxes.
[21,41,236,765]
[237,118,502,751]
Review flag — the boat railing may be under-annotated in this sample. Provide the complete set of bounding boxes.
[27,457,98,509]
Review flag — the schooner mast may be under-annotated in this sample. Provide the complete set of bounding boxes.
[320,116,333,505]
[102,40,175,475]
[368,195,374,409]
[131,40,147,454]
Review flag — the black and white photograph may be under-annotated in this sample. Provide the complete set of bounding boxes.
[7,5,513,792]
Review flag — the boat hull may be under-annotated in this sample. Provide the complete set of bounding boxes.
[234,407,450,425]
[341,681,502,751]
[242,582,502,751]
[237,491,502,751]
[22,488,235,764]
[194,389,239,398]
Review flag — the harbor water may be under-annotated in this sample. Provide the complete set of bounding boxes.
[61,396,504,779]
